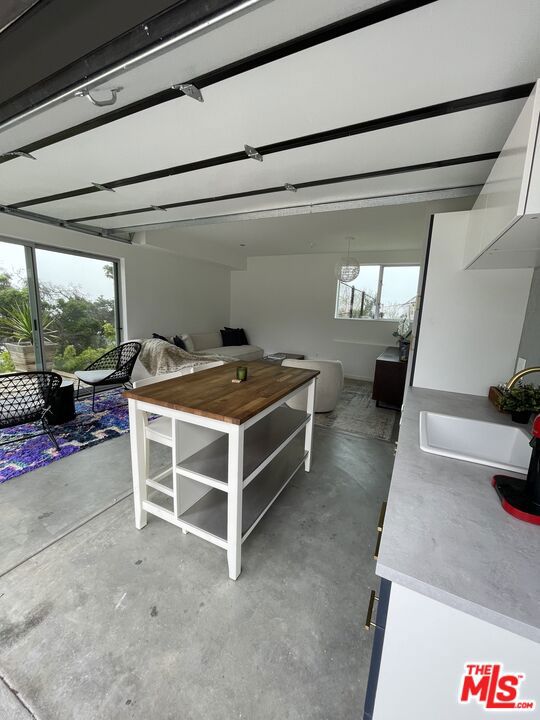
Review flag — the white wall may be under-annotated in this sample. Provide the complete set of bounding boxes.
[413,212,532,395]
[231,249,421,379]
[0,215,231,340]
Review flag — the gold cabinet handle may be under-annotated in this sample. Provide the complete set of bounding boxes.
[364,590,379,631]
[377,501,387,532]
[373,528,383,560]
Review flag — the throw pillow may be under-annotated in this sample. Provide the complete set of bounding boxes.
[221,328,240,346]
[181,333,195,352]
[224,327,248,345]
[173,335,187,350]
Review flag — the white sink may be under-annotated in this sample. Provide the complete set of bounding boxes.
[419,412,531,474]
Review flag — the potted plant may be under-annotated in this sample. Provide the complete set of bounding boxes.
[393,316,413,362]
[499,382,540,424]
[1,300,58,371]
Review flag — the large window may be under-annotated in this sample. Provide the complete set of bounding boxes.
[0,240,120,379]
[335,264,420,321]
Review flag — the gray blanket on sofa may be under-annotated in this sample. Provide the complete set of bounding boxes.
[139,338,231,376]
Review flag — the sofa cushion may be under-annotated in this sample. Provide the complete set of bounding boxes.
[172,335,187,350]
[226,327,248,344]
[180,334,194,352]
[152,332,170,343]
[221,327,248,346]
[189,332,222,352]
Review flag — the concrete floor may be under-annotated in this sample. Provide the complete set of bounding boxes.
[0,426,394,720]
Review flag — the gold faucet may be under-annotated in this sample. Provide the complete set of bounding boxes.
[505,367,540,390]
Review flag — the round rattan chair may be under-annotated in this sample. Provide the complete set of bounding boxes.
[0,371,62,451]
[75,342,141,411]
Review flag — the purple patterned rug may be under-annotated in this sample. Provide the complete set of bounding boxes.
[0,388,138,483]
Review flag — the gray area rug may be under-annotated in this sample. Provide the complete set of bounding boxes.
[315,379,398,442]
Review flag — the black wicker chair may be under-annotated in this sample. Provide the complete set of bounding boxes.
[0,371,62,451]
[74,342,141,411]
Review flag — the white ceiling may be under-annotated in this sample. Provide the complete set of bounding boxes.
[0,0,539,248]
[145,197,474,263]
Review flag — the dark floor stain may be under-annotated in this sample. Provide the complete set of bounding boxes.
[150,606,158,617]
[0,602,52,647]
[134,560,142,565]
[38,511,53,520]
[125,699,132,705]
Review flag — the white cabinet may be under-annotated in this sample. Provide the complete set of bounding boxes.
[373,583,540,720]
[464,80,540,269]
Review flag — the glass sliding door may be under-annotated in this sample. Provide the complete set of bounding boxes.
[0,241,40,374]
[0,240,120,382]
[34,248,119,377]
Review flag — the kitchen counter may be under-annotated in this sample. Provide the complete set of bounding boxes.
[377,386,540,643]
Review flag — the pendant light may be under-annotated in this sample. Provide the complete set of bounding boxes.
[335,237,359,282]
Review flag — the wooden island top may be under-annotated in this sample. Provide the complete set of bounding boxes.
[124,360,319,425]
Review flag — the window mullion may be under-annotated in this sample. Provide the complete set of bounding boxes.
[375,266,384,318]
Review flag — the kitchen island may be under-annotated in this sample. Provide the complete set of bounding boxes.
[364,387,540,719]
[125,361,318,580]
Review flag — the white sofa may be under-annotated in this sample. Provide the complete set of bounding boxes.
[283,358,344,413]
[132,331,263,382]
[183,332,263,362]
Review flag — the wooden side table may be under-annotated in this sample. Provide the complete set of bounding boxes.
[372,347,407,410]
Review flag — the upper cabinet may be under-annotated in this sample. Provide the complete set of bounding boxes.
[464,80,540,269]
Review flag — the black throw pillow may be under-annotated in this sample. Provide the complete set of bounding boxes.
[152,333,170,343]
[173,335,187,350]
[224,327,248,345]
[221,328,245,346]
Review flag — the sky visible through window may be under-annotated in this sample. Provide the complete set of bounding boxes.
[0,242,114,300]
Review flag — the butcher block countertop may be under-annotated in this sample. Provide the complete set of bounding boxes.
[124,360,319,425]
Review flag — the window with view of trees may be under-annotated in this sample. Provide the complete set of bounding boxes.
[335,264,420,320]
[0,240,120,379]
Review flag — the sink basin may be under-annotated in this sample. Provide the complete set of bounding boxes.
[419,412,531,474]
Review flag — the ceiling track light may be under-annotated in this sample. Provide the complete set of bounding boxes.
[284,183,297,192]
[2,150,36,160]
[151,205,167,212]
[91,182,115,192]
[75,87,123,107]
[171,83,204,102]
[244,144,263,162]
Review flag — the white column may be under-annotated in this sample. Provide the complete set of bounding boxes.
[128,399,148,529]
[304,378,316,472]
[227,424,244,580]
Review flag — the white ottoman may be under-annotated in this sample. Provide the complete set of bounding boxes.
[283,359,344,413]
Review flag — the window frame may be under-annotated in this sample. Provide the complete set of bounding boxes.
[0,236,123,365]
[334,263,420,321]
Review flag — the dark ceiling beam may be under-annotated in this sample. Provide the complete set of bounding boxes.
[0,0,438,163]
[0,0,245,126]
[68,151,499,224]
[11,83,530,209]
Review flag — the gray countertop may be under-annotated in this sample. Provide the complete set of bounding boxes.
[376,386,540,643]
